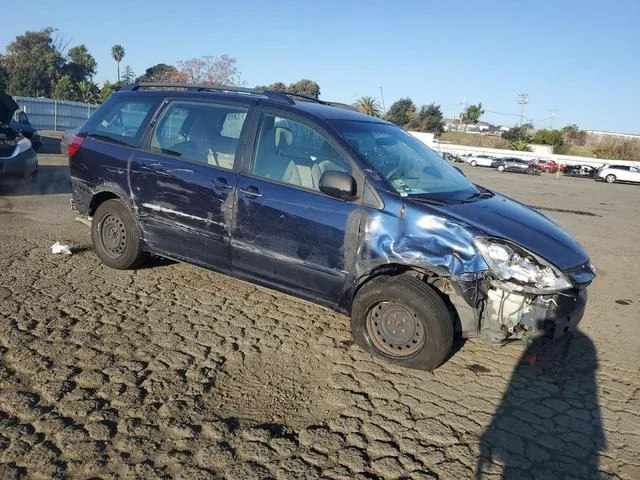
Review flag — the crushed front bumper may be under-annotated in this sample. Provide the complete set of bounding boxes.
[481,283,588,343]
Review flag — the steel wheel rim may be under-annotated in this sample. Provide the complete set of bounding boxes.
[366,302,425,357]
[100,213,127,257]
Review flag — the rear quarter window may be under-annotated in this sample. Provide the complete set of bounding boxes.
[84,96,159,147]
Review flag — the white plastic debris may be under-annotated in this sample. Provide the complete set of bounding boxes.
[50,241,72,255]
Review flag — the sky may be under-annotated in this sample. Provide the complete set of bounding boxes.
[2,0,639,133]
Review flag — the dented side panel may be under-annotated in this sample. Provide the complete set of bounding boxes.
[342,187,489,307]
[128,149,238,268]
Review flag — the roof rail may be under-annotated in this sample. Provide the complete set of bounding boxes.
[122,83,356,110]
[123,83,294,104]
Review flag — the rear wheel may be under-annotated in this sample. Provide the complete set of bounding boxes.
[605,174,616,183]
[470,160,478,167]
[92,198,146,269]
[497,165,505,172]
[351,276,454,370]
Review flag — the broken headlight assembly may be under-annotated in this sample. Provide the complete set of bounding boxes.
[473,237,572,294]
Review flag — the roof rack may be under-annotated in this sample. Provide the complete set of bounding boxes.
[122,83,357,111]
[123,83,294,104]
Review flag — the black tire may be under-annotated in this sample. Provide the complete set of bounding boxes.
[605,174,616,184]
[91,198,146,269]
[470,160,477,167]
[351,275,454,370]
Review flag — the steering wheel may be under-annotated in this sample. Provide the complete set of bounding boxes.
[385,166,404,182]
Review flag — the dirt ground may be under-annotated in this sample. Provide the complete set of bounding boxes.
[1,156,639,479]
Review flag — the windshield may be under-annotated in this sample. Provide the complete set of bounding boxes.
[334,120,479,199]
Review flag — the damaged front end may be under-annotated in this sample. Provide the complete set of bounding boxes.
[350,193,596,345]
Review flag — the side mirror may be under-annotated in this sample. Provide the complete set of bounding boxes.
[319,171,357,199]
[18,112,29,124]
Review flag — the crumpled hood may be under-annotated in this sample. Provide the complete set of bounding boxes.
[0,92,19,126]
[406,193,589,271]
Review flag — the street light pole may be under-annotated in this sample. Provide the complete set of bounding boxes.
[518,94,528,127]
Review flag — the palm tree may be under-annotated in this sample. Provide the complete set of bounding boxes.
[356,96,382,117]
[111,44,125,82]
[77,80,97,103]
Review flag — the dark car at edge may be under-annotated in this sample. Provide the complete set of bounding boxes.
[68,84,595,370]
[1,92,38,180]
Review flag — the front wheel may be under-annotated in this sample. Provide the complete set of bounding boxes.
[351,276,454,371]
[470,160,478,167]
[92,198,146,269]
[605,174,616,183]
[497,165,505,172]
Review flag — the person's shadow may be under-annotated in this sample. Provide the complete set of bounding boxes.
[476,331,605,479]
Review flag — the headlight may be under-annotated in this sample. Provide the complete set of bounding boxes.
[473,237,572,293]
[15,136,32,155]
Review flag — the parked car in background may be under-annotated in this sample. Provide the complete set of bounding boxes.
[596,164,640,184]
[441,152,463,163]
[466,154,494,167]
[68,83,595,371]
[564,164,597,178]
[532,159,559,173]
[9,110,41,151]
[0,92,38,179]
[493,157,540,174]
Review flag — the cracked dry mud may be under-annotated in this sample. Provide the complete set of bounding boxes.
[1,158,639,479]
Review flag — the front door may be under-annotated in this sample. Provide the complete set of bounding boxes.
[130,99,250,269]
[231,112,363,306]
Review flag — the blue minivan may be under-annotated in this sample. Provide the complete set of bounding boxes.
[69,84,595,370]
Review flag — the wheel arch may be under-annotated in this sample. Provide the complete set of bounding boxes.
[88,183,134,217]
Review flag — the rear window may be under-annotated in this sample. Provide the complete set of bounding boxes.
[84,96,158,147]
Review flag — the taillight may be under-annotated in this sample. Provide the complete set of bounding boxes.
[67,135,85,158]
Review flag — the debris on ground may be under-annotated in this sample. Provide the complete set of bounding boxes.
[50,241,72,255]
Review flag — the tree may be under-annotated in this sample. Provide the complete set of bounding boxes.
[355,96,382,117]
[532,129,564,146]
[502,125,533,142]
[177,55,242,86]
[3,28,65,96]
[99,81,116,103]
[386,98,417,128]
[65,44,97,84]
[136,63,181,83]
[52,74,76,100]
[111,44,125,82]
[562,124,587,146]
[77,80,98,103]
[409,103,445,134]
[461,103,485,131]
[287,79,320,99]
[0,57,7,92]
[122,65,136,85]
[256,81,287,91]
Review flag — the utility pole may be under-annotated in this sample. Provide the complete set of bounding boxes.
[458,95,466,131]
[549,109,556,129]
[379,86,386,114]
[518,94,528,127]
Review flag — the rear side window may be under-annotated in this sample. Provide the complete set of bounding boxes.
[149,101,248,170]
[85,97,158,147]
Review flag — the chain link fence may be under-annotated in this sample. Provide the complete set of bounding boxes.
[13,97,99,132]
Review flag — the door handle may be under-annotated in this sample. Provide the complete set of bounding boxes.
[212,177,233,190]
[239,185,263,198]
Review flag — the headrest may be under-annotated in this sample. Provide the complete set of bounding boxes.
[274,126,293,150]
